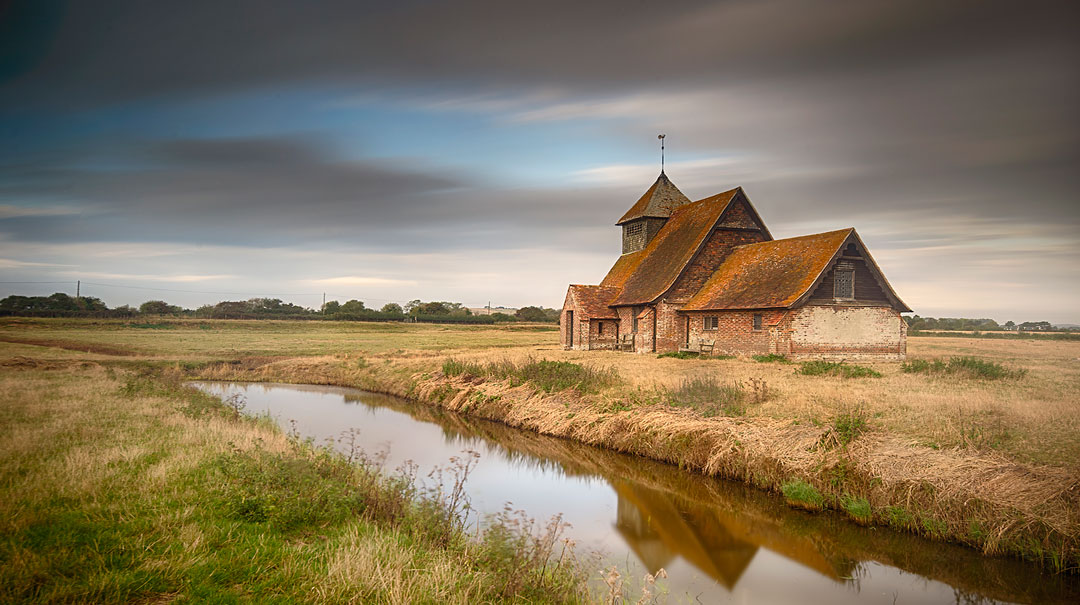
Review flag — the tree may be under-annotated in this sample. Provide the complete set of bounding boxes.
[1004,320,1016,330]
[515,306,548,322]
[340,300,367,314]
[140,300,180,315]
[381,303,402,314]
[323,300,341,314]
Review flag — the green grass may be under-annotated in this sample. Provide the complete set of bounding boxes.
[780,480,824,510]
[797,361,881,378]
[665,376,746,417]
[832,404,869,447]
[657,351,735,360]
[752,353,790,363]
[842,495,873,524]
[443,357,620,394]
[902,356,1027,380]
[0,365,592,603]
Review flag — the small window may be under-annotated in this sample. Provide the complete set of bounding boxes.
[753,314,762,330]
[597,322,603,335]
[704,316,719,331]
[834,270,854,299]
[626,222,644,236]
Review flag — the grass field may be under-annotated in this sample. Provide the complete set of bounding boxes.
[2,317,1078,574]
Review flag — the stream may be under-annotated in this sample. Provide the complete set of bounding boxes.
[193,382,1079,604]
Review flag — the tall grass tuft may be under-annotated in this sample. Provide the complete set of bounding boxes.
[797,361,881,378]
[781,479,824,510]
[666,376,746,417]
[902,356,1026,380]
[752,353,790,363]
[443,356,619,394]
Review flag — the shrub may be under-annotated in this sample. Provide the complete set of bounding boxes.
[902,356,1026,379]
[781,480,824,510]
[666,376,745,417]
[752,353,790,363]
[832,403,869,446]
[797,361,881,378]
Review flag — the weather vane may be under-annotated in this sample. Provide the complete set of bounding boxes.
[658,134,666,173]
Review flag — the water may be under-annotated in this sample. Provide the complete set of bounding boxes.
[194,382,1078,604]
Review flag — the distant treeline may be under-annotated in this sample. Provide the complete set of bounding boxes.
[0,293,560,324]
[904,316,1070,332]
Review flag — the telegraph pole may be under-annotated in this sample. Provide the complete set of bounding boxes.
[76,280,80,298]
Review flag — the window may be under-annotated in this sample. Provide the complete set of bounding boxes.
[597,322,603,335]
[834,270,854,299]
[626,222,644,236]
[753,314,762,330]
[704,316,719,331]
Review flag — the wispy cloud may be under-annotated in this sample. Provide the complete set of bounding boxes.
[58,272,234,283]
[306,276,418,287]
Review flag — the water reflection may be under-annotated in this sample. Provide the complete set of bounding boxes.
[196,382,1079,604]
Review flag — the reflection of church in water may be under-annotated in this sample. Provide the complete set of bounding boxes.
[612,480,852,588]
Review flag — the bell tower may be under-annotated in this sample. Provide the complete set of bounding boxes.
[616,171,691,254]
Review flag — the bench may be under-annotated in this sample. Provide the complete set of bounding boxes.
[679,339,715,355]
[617,333,635,352]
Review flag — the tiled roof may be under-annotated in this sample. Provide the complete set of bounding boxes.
[567,285,620,319]
[599,250,645,289]
[616,172,692,225]
[682,229,854,310]
[611,189,739,306]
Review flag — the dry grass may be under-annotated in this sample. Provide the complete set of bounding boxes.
[0,357,592,602]
[3,317,1079,572]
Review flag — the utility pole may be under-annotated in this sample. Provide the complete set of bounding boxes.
[322,292,326,312]
[76,280,80,298]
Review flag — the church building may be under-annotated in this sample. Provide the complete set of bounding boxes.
[560,172,910,360]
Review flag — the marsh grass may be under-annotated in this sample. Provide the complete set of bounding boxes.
[0,364,592,603]
[665,376,746,417]
[797,361,882,378]
[781,480,824,510]
[902,356,1027,380]
[443,356,619,394]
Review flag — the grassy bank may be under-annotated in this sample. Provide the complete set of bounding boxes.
[3,318,1079,574]
[0,361,591,603]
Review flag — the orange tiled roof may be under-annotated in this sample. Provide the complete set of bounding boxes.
[610,189,739,306]
[616,172,692,225]
[599,250,645,289]
[567,285,620,319]
[682,229,854,310]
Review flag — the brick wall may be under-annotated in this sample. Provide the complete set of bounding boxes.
[654,300,686,353]
[684,310,783,355]
[560,289,591,351]
[667,228,767,302]
[787,304,906,360]
[588,319,618,350]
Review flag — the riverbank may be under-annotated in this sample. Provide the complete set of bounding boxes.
[2,318,1077,574]
[0,360,592,603]
[187,352,1079,573]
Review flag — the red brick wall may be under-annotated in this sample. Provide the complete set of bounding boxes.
[589,319,618,350]
[684,310,783,355]
[560,289,591,351]
[667,228,767,302]
[786,304,906,360]
[654,300,686,353]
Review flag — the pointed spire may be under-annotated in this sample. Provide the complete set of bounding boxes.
[616,170,692,225]
[658,134,666,175]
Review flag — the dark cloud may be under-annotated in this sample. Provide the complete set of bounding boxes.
[2,1,1076,108]
[0,135,629,252]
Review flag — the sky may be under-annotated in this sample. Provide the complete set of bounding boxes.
[1,0,1077,322]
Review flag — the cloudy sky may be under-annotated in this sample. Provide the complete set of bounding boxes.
[1,0,1077,322]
